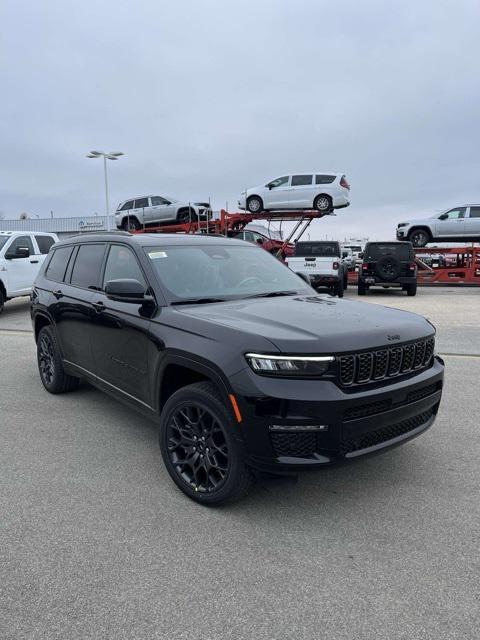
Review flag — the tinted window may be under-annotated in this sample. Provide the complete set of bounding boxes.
[8,235,34,255]
[70,244,106,289]
[291,175,313,186]
[134,197,149,209]
[315,174,335,184]
[267,176,289,189]
[46,246,73,282]
[365,243,413,261]
[103,245,146,289]
[120,200,134,211]
[151,196,170,206]
[294,242,340,257]
[469,206,480,218]
[35,235,55,254]
[243,231,255,242]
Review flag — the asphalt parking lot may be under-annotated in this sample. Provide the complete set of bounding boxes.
[1,288,479,640]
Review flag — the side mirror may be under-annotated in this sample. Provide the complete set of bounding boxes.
[358,252,364,259]
[342,251,348,258]
[439,213,448,220]
[267,184,273,190]
[105,279,152,304]
[5,246,30,259]
[256,238,264,245]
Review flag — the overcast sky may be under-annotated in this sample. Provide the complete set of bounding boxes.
[1,0,479,240]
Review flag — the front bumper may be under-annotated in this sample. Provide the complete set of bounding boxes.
[230,357,444,474]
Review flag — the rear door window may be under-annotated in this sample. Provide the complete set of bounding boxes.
[291,175,313,186]
[70,244,106,290]
[469,206,480,218]
[365,244,412,261]
[35,235,55,254]
[294,242,339,257]
[46,246,74,282]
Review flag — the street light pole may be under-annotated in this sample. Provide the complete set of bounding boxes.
[86,150,124,231]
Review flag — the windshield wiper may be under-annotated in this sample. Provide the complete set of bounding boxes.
[244,290,299,299]
[171,297,228,305]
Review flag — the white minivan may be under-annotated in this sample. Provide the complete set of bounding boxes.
[0,231,58,313]
[238,173,350,214]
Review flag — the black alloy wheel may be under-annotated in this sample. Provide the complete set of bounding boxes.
[159,381,254,505]
[122,217,141,231]
[37,325,79,393]
[176,209,198,224]
[408,229,430,247]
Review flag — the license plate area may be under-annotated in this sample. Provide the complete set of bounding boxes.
[364,277,375,284]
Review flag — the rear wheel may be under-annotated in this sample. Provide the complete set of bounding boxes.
[37,325,80,393]
[358,282,367,295]
[121,217,141,231]
[408,228,431,247]
[334,280,344,297]
[314,194,332,212]
[159,381,254,505]
[406,283,417,296]
[246,196,264,214]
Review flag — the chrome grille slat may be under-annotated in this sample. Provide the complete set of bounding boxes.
[339,337,435,386]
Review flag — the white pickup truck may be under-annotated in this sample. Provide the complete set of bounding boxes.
[286,240,348,297]
[0,231,58,313]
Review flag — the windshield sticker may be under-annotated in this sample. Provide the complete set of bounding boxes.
[149,251,167,259]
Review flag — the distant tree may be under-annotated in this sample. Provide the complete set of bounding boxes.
[19,212,29,220]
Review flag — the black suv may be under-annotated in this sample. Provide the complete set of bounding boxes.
[31,233,443,504]
[358,241,417,296]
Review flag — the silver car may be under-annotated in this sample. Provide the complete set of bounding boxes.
[397,205,480,246]
[115,196,211,230]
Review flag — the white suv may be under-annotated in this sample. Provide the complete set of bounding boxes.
[397,205,480,246]
[115,195,212,231]
[0,231,58,313]
[238,173,350,214]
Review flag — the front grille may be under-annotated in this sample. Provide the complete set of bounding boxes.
[341,408,435,455]
[338,337,435,386]
[271,432,316,458]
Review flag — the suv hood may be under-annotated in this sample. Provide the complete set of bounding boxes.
[177,295,433,353]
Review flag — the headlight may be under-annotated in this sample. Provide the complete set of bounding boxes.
[245,353,334,377]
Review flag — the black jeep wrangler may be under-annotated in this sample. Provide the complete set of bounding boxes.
[358,241,417,296]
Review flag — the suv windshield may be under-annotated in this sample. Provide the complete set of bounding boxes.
[145,244,311,302]
[294,242,339,257]
[365,243,413,261]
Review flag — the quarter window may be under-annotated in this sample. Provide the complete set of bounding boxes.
[469,206,480,218]
[35,235,55,254]
[291,174,313,186]
[120,200,134,211]
[46,246,74,282]
[102,245,146,289]
[70,244,106,290]
[134,197,149,209]
[315,175,335,184]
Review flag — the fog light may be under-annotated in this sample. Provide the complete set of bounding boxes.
[269,424,328,432]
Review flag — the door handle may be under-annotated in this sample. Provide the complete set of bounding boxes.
[30,259,39,264]
[93,301,106,312]
[53,290,63,299]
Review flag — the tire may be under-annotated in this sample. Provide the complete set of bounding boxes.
[358,282,367,295]
[406,283,417,296]
[121,217,141,231]
[313,194,332,212]
[246,196,264,214]
[159,381,254,505]
[375,255,402,281]
[176,208,198,224]
[335,281,344,297]
[0,289,4,314]
[408,228,431,247]
[37,325,80,394]
[343,273,348,290]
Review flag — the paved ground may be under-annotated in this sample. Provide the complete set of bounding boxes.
[1,289,479,639]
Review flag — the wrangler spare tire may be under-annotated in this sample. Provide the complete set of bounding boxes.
[375,254,402,281]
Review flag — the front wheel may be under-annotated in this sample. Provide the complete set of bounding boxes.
[176,208,198,224]
[246,196,264,213]
[314,194,332,212]
[37,325,80,393]
[358,282,367,295]
[0,290,5,314]
[159,381,254,505]
[334,281,344,297]
[408,229,431,247]
[406,283,417,296]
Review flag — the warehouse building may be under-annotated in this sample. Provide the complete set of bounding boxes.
[0,215,109,238]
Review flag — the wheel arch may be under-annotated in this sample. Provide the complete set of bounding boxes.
[408,225,432,239]
[33,311,54,342]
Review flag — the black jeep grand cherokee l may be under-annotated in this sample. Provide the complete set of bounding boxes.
[31,233,444,504]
